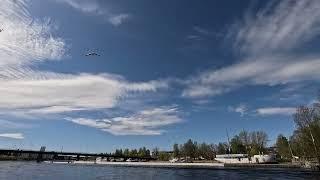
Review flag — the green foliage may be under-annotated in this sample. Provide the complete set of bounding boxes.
[197,143,215,160]
[218,130,268,156]
[158,152,171,161]
[230,135,246,154]
[249,131,268,155]
[275,134,291,161]
[112,147,151,158]
[290,102,320,162]
[173,143,180,158]
[183,139,197,158]
[217,143,228,154]
[152,147,159,158]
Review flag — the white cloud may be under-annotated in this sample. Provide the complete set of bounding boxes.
[108,14,130,26]
[0,133,24,139]
[55,0,130,26]
[0,73,167,114]
[193,26,210,35]
[0,0,66,68]
[183,57,320,98]
[67,107,183,135]
[230,1,320,55]
[182,1,320,98]
[229,104,248,117]
[256,107,296,116]
[0,120,32,129]
[55,0,105,15]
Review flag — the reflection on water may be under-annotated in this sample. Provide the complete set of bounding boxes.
[0,161,319,180]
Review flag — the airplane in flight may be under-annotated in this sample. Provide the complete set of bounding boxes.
[85,52,101,56]
[84,49,101,57]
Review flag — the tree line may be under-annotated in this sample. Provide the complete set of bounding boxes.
[170,130,268,160]
[276,93,320,163]
[110,147,151,158]
[108,131,269,161]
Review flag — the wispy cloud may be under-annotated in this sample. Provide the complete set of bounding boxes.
[230,1,320,55]
[0,0,66,68]
[182,56,320,98]
[229,104,248,117]
[193,26,210,35]
[182,0,320,98]
[108,14,130,26]
[67,106,183,135]
[55,0,130,26]
[0,133,24,139]
[256,107,296,116]
[0,73,167,114]
[0,120,32,129]
[55,0,105,15]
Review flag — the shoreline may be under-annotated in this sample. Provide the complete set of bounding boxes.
[42,161,311,170]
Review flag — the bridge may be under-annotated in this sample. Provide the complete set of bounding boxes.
[0,149,156,162]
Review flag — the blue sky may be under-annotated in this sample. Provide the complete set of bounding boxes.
[0,0,320,153]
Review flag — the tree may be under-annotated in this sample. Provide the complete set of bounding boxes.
[130,149,138,157]
[173,143,180,158]
[198,143,215,160]
[146,149,151,157]
[238,130,251,154]
[123,149,130,157]
[158,152,171,161]
[293,103,320,163]
[217,142,228,154]
[138,147,148,157]
[230,135,246,154]
[249,131,268,155]
[152,147,159,158]
[114,149,123,156]
[183,139,197,159]
[276,134,291,161]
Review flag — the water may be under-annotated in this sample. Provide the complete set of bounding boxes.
[0,161,319,180]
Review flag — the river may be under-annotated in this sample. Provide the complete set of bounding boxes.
[0,161,319,180]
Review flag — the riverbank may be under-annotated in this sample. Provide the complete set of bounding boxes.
[43,160,314,170]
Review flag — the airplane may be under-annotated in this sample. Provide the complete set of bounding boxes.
[85,52,101,56]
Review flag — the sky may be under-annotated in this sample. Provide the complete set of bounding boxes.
[0,0,320,153]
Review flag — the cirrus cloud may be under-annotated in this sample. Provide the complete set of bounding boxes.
[0,133,24,139]
[67,106,183,135]
[182,0,320,98]
[256,107,296,116]
[54,0,130,26]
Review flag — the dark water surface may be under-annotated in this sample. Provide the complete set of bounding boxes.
[0,161,319,180]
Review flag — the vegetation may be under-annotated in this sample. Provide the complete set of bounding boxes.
[288,94,320,163]
[168,131,268,160]
[109,130,269,161]
[112,147,151,158]
[275,134,291,161]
